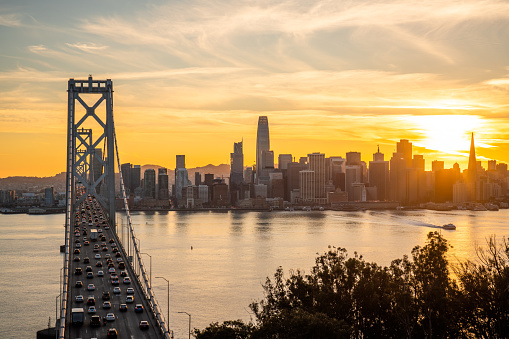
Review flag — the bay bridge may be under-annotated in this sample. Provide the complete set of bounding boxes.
[57,77,172,338]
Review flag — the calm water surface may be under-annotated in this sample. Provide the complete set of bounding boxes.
[1,210,509,338]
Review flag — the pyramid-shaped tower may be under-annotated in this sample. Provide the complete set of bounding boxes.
[468,132,477,181]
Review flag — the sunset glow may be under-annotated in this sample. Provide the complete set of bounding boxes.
[1,0,509,177]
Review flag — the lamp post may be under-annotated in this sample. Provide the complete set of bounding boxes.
[140,252,152,289]
[178,311,191,339]
[156,276,170,334]
[55,294,60,325]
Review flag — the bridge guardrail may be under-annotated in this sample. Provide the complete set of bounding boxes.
[114,131,172,339]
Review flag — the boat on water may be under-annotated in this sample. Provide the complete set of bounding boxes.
[442,223,456,230]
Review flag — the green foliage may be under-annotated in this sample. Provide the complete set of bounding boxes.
[194,320,254,339]
[197,232,509,338]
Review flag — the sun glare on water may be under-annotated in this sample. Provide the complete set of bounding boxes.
[404,115,482,155]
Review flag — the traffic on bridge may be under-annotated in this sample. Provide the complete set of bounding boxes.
[66,193,162,338]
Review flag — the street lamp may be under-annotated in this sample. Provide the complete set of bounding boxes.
[156,276,170,334]
[140,252,152,289]
[178,311,191,339]
[55,293,61,325]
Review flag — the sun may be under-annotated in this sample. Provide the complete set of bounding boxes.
[404,115,483,155]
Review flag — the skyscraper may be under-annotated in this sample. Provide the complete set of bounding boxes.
[143,169,156,198]
[256,116,270,184]
[369,147,389,201]
[121,163,132,195]
[176,155,186,170]
[92,148,103,193]
[308,152,326,203]
[175,155,191,206]
[158,168,169,200]
[467,132,477,201]
[397,139,413,168]
[230,140,244,185]
[131,165,141,194]
[468,132,477,181]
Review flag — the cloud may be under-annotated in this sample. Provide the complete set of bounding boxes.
[65,42,109,53]
[0,13,22,27]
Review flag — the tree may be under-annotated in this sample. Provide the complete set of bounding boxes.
[454,236,509,338]
[194,320,254,339]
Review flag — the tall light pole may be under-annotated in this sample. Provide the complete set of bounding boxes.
[178,311,191,339]
[140,252,152,289]
[55,293,61,326]
[156,276,170,334]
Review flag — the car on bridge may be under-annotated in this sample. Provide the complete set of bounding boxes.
[134,304,143,313]
[107,328,117,338]
[90,314,101,327]
[105,313,115,321]
[139,320,149,330]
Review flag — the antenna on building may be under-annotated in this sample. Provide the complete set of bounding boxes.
[377,144,380,153]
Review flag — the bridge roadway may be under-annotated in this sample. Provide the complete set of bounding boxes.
[66,195,163,338]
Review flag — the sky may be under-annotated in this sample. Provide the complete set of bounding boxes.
[1,0,509,177]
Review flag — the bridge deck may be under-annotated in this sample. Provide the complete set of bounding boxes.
[65,195,163,338]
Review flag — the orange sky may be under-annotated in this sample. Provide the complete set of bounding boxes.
[1,1,509,177]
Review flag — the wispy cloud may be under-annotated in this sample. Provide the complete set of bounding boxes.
[65,42,109,53]
[0,13,22,27]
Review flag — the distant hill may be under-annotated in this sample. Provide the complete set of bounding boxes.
[0,164,231,192]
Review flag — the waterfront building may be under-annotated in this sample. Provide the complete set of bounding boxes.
[256,116,270,184]
[345,165,362,201]
[269,172,284,199]
[143,169,156,198]
[44,187,55,206]
[369,147,389,201]
[158,168,169,200]
[230,140,244,185]
[286,162,306,201]
[390,152,407,204]
[326,157,345,190]
[121,163,132,195]
[175,155,191,206]
[299,170,315,203]
[198,185,209,203]
[131,165,141,194]
[254,184,268,198]
[308,153,326,203]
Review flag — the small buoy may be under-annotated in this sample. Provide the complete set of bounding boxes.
[191,246,193,250]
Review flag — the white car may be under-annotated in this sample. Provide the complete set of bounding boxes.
[126,288,134,295]
[75,295,83,303]
[105,313,115,321]
[87,284,95,291]
[97,270,104,277]
[95,254,101,259]
[113,287,121,294]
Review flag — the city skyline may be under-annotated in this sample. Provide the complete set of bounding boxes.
[1,0,509,177]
